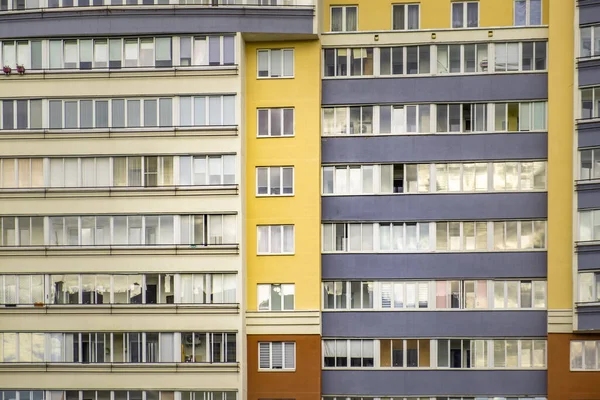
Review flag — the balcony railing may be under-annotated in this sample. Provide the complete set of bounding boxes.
[0,0,315,12]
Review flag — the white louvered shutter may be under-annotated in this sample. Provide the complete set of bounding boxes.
[284,342,295,369]
[258,342,270,369]
[271,342,283,369]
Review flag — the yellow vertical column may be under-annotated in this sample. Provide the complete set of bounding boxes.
[244,39,322,400]
[547,0,574,329]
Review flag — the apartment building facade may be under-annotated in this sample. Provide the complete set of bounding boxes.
[0,1,599,400]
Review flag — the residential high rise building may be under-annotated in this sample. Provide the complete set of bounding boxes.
[0,1,599,400]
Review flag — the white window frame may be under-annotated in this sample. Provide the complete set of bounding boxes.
[256,107,295,137]
[256,224,295,255]
[570,340,600,371]
[451,1,479,29]
[330,5,358,32]
[258,341,296,370]
[256,48,294,78]
[513,0,542,26]
[255,166,294,197]
[257,283,295,311]
[391,3,420,31]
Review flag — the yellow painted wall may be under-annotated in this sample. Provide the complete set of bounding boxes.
[245,40,321,311]
[547,0,574,310]
[323,0,549,31]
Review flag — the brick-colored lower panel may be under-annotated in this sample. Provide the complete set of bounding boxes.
[548,333,600,400]
[247,334,321,400]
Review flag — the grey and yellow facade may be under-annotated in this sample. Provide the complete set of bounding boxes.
[0,1,598,400]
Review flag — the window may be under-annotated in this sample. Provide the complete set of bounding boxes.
[380,339,430,368]
[493,220,546,250]
[571,341,600,370]
[258,284,295,311]
[514,0,542,26]
[452,2,479,28]
[179,95,236,126]
[0,158,44,188]
[323,280,546,311]
[321,220,546,253]
[0,214,235,247]
[494,102,547,131]
[581,87,600,119]
[257,108,294,137]
[323,339,374,368]
[257,49,294,78]
[257,225,294,255]
[579,210,600,241]
[323,48,374,77]
[179,155,236,186]
[0,99,43,130]
[580,26,600,58]
[0,272,234,306]
[0,331,235,363]
[495,42,546,72]
[437,43,488,74]
[330,6,357,32]
[322,222,430,252]
[579,272,600,302]
[322,281,374,310]
[179,35,235,66]
[379,46,430,75]
[256,166,294,196]
[392,3,419,30]
[435,103,488,133]
[258,342,295,370]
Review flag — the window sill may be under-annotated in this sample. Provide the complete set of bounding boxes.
[256,76,295,80]
[321,25,549,35]
[321,249,547,255]
[321,308,547,312]
[321,190,547,197]
[256,134,295,138]
[0,362,240,373]
[321,367,547,371]
[257,368,296,372]
[255,194,295,198]
[321,131,547,137]
[0,65,239,79]
[322,70,546,79]
[0,303,241,315]
[0,126,239,140]
[0,244,240,257]
[0,185,239,199]
[256,252,296,256]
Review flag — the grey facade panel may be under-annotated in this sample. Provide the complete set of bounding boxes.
[579,0,600,25]
[578,121,600,148]
[577,304,600,331]
[321,133,548,164]
[577,245,600,270]
[321,74,548,105]
[321,193,547,222]
[322,311,547,338]
[577,185,600,209]
[321,253,548,280]
[579,59,600,87]
[0,8,315,38]
[321,370,547,396]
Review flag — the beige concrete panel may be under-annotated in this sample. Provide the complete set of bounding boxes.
[1,312,241,332]
[0,76,241,99]
[0,254,241,273]
[1,136,240,157]
[320,27,549,47]
[0,369,240,390]
[0,196,241,215]
[245,310,321,335]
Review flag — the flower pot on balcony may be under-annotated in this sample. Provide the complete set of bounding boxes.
[34,302,44,307]
[16,65,25,74]
[3,66,11,75]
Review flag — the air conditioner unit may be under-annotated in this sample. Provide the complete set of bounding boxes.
[184,333,203,345]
